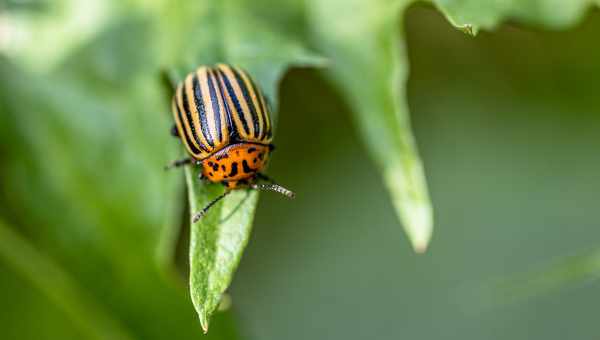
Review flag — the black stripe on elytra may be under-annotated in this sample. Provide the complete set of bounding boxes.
[214,70,239,142]
[247,75,269,139]
[180,85,208,152]
[207,70,223,143]
[218,68,250,137]
[175,96,206,154]
[228,162,239,177]
[264,96,273,138]
[192,74,214,147]
[232,67,260,138]
[242,160,253,174]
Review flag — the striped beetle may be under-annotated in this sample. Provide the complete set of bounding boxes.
[166,64,294,222]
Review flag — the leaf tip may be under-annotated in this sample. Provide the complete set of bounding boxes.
[457,24,478,36]
[384,165,434,253]
[413,239,430,254]
[433,6,479,36]
[406,202,433,253]
[199,312,210,334]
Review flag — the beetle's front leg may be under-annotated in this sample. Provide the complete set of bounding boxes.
[170,125,179,138]
[160,68,179,92]
[164,157,192,170]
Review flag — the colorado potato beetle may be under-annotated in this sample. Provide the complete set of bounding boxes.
[166,64,294,222]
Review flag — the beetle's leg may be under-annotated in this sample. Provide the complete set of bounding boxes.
[170,124,179,138]
[192,190,232,222]
[161,68,179,92]
[164,157,192,170]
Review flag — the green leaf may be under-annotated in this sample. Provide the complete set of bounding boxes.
[305,0,599,253]
[0,13,241,339]
[156,0,324,332]
[472,249,600,309]
[307,0,433,252]
[430,0,600,32]
[0,219,135,340]
[1,0,121,71]
[185,169,259,333]
[4,0,599,337]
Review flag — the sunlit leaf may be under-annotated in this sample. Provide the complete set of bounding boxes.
[0,0,118,70]
[185,168,259,333]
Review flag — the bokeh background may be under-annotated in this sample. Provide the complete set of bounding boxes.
[1,2,600,340]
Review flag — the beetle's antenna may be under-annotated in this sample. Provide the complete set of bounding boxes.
[192,190,232,223]
[250,183,295,199]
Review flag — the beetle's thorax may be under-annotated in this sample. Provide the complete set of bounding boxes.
[201,143,271,188]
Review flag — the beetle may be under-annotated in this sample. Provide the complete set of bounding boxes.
[165,64,294,222]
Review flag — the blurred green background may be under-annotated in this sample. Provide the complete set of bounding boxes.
[1,2,600,340]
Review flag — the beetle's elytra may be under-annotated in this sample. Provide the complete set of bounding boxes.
[166,64,294,222]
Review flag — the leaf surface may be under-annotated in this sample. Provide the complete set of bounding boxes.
[308,0,434,252]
